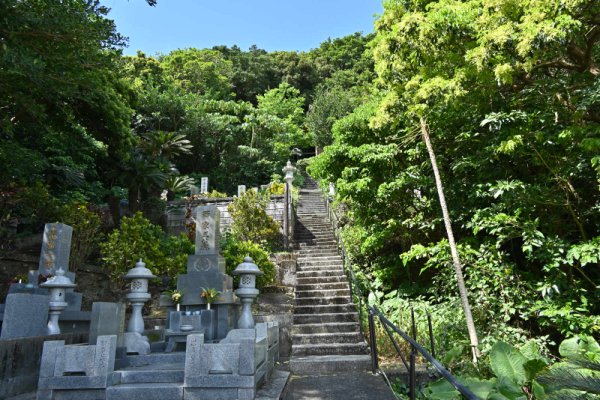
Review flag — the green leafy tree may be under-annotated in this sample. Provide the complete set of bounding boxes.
[100,212,193,282]
[0,0,134,188]
[227,190,281,250]
[160,48,234,100]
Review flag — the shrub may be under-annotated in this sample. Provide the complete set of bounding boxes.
[222,235,275,289]
[60,202,103,273]
[266,181,285,196]
[227,190,281,250]
[99,212,194,283]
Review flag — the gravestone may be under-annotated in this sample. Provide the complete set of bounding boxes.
[89,302,125,347]
[238,185,246,196]
[0,293,49,339]
[38,223,73,279]
[178,205,233,302]
[200,177,209,193]
[190,185,200,196]
[163,204,238,340]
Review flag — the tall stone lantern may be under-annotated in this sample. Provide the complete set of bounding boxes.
[282,160,295,185]
[40,267,76,334]
[282,160,296,249]
[232,257,263,329]
[124,259,156,355]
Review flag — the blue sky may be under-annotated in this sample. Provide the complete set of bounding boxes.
[103,0,383,56]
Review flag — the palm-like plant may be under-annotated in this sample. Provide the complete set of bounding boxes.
[117,152,167,213]
[140,131,192,160]
[164,175,195,201]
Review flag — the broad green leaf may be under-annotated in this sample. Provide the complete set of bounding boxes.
[492,376,527,400]
[461,377,495,399]
[524,359,547,381]
[442,346,465,365]
[490,342,528,385]
[519,341,541,361]
[532,380,546,399]
[559,336,600,362]
[425,379,460,400]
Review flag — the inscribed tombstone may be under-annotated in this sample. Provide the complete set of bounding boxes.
[200,177,209,194]
[194,205,220,256]
[38,223,73,277]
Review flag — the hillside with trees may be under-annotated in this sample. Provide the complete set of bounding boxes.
[1,0,599,397]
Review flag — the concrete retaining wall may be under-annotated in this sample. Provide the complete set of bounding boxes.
[0,332,88,398]
[165,196,286,236]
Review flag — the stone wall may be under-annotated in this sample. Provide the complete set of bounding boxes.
[0,332,88,398]
[165,195,286,236]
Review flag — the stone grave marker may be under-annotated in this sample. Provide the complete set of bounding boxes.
[89,302,125,347]
[200,177,209,193]
[168,204,237,339]
[0,293,49,339]
[237,185,246,196]
[38,223,73,278]
[190,185,200,196]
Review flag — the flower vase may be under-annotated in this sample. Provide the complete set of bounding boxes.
[206,303,211,310]
[176,303,180,312]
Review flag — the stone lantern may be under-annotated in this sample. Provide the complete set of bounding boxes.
[282,160,295,185]
[232,256,263,329]
[40,267,76,334]
[124,259,156,355]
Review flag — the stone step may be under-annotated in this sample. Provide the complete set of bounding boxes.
[294,234,335,240]
[296,241,338,251]
[296,240,338,246]
[106,382,183,400]
[117,367,184,384]
[296,288,351,298]
[296,270,346,278]
[297,276,348,285]
[296,221,331,225]
[289,355,372,375]
[297,260,343,267]
[295,296,353,306]
[297,255,343,262]
[295,247,340,257]
[296,282,349,291]
[294,312,358,324]
[292,342,368,357]
[292,332,364,345]
[297,265,343,273]
[294,303,356,314]
[291,322,361,335]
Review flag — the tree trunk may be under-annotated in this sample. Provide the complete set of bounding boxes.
[420,118,480,363]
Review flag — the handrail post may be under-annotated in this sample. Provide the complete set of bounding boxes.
[410,307,417,400]
[427,312,436,359]
[368,309,379,374]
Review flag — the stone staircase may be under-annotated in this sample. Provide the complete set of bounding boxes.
[290,177,371,374]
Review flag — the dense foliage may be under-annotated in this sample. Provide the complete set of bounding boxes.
[0,0,373,240]
[227,190,282,251]
[222,235,276,289]
[99,212,194,283]
[309,0,600,383]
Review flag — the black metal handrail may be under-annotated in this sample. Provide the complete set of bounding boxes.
[322,192,478,400]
